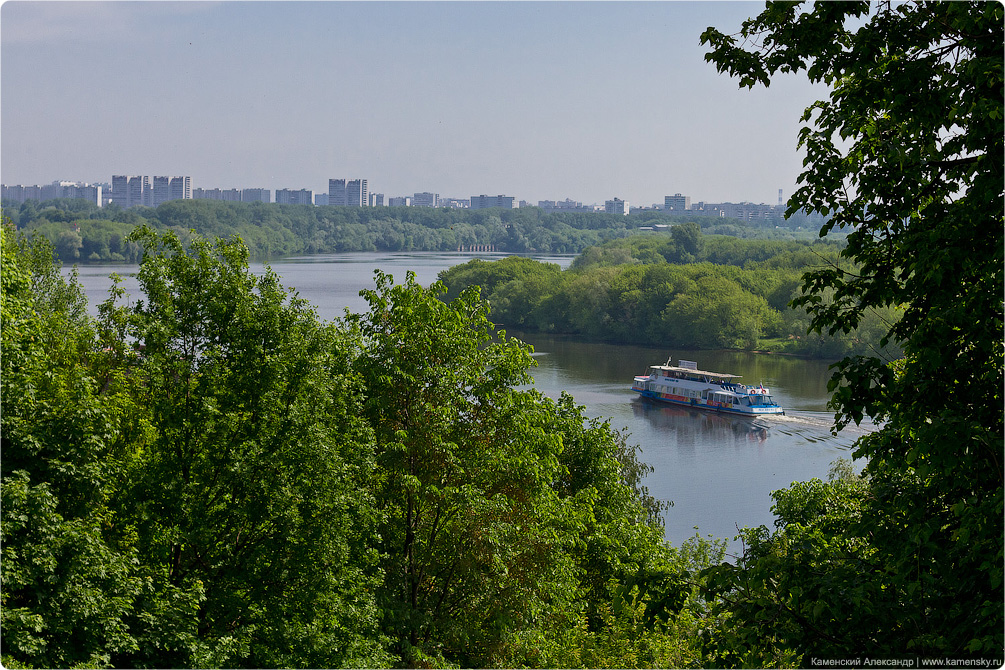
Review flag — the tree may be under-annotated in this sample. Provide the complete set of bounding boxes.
[701,1,1003,662]
[345,270,715,668]
[345,271,587,666]
[108,227,390,667]
[670,221,702,262]
[1,225,165,669]
[56,229,83,260]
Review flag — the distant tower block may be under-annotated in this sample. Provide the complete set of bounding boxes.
[778,189,783,205]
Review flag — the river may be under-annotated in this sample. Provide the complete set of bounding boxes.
[70,251,872,553]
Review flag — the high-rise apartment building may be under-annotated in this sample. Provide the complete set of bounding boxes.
[113,175,189,208]
[11,185,42,202]
[151,176,169,205]
[368,192,384,207]
[329,179,346,206]
[112,175,149,208]
[329,178,368,207]
[111,175,128,207]
[152,176,171,207]
[242,188,270,203]
[538,198,593,212]
[169,176,191,201]
[193,187,243,202]
[276,188,314,205]
[388,196,411,207]
[412,192,439,208]
[2,181,101,207]
[664,193,691,211]
[605,198,629,215]
[128,176,149,208]
[470,194,515,210]
[348,179,367,207]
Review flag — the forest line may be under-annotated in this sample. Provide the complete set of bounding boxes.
[3,195,823,263]
[438,226,902,359]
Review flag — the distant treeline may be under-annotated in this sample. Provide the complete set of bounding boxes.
[438,225,902,359]
[2,197,823,263]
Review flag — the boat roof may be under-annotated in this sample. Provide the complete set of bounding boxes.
[649,364,741,379]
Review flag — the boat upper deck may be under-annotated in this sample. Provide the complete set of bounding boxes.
[646,365,741,380]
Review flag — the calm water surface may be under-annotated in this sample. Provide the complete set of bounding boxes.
[71,252,872,552]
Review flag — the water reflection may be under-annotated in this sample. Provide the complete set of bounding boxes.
[522,334,872,547]
[632,399,770,446]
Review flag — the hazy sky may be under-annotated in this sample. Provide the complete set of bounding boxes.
[2,1,829,206]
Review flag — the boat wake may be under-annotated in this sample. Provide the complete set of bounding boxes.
[763,410,877,447]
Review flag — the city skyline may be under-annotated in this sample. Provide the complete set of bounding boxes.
[1,2,830,207]
[2,172,793,211]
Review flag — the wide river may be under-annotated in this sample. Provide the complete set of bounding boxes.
[71,251,872,553]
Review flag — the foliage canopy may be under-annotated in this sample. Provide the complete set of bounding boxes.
[1,224,725,668]
[700,1,1003,663]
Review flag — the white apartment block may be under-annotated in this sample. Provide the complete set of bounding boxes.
[605,198,629,215]
[242,188,270,203]
[348,179,367,207]
[329,178,368,207]
[193,188,218,200]
[276,188,314,205]
[169,176,191,202]
[412,192,439,208]
[329,179,346,206]
[112,175,150,208]
[193,188,243,202]
[153,176,171,207]
[470,194,515,210]
[664,193,691,211]
[538,198,597,212]
[2,181,102,207]
[112,175,190,208]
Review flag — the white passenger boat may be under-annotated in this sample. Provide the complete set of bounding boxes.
[631,358,784,416]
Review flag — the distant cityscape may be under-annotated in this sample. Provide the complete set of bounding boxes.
[1,175,813,223]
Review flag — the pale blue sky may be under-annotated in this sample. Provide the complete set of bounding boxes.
[2,1,828,206]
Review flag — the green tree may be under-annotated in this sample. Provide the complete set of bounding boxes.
[346,270,720,668]
[701,1,1003,662]
[56,229,83,260]
[110,227,390,667]
[670,221,702,263]
[1,226,170,669]
[345,271,587,666]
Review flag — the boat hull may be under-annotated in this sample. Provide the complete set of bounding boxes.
[632,385,785,416]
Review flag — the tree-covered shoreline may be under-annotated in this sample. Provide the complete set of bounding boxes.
[2,196,823,265]
[438,228,902,360]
